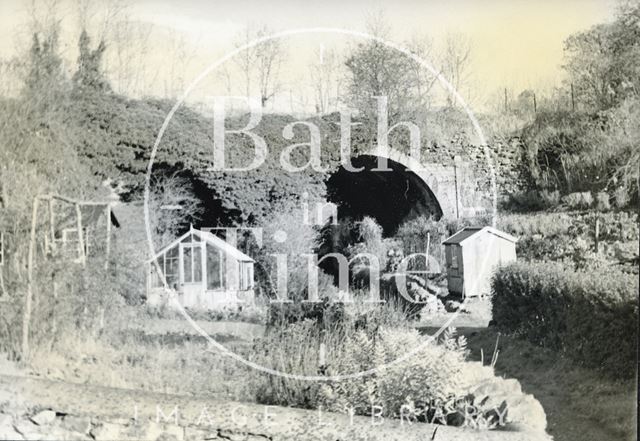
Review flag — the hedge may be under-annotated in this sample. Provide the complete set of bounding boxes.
[491,261,639,377]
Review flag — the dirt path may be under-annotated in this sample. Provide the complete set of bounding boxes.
[458,328,635,441]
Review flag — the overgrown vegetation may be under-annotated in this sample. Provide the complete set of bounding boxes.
[497,210,639,270]
[0,3,637,440]
[252,307,504,428]
[491,261,638,377]
[516,3,640,207]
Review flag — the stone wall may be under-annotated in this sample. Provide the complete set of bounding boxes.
[0,374,551,441]
[367,137,528,220]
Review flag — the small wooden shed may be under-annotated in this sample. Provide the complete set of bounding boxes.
[442,226,517,298]
[147,226,255,310]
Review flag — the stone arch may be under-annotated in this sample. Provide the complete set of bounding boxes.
[325,149,453,236]
[361,147,458,219]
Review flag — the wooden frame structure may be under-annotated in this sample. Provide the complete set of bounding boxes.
[22,193,115,357]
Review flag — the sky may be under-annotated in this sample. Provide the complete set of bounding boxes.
[0,0,620,110]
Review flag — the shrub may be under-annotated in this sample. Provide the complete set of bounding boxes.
[540,189,561,208]
[396,216,447,268]
[614,186,631,209]
[595,191,611,211]
[497,212,572,237]
[316,328,488,417]
[248,208,320,302]
[491,261,638,377]
[562,191,594,209]
[500,190,560,212]
[346,217,397,284]
[251,319,499,424]
[266,300,346,329]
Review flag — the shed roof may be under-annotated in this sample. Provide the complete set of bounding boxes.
[148,227,255,263]
[55,203,112,232]
[442,226,517,245]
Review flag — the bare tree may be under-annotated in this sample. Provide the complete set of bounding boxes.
[148,173,202,246]
[255,26,284,107]
[406,36,439,111]
[440,32,473,108]
[309,46,342,114]
[163,29,197,99]
[344,14,437,124]
[72,0,155,97]
[107,14,155,97]
[233,25,285,107]
[233,25,255,99]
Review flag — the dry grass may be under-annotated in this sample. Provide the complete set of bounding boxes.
[27,309,260,401]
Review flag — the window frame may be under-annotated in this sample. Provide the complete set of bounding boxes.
[205,243,225,291]
[180,242,204,285]
[239,261,253,290]
[451,247,459,269]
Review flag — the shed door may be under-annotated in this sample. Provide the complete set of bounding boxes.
[448,245,461,275]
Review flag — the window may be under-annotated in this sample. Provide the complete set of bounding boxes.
[165,247,179,288]
[239,262,253,290]
[451,250,459,269]
[149,246,180,289]
[181,243,203,284]
[206,243,224,290]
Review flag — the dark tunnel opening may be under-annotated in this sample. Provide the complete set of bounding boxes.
[326,155,443,237]
[318,155,443,280]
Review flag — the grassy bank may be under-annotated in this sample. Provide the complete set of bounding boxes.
[456,327,636,441]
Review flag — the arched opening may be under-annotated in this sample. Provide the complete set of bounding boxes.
[318,154,443,284]
[326,155,443,236]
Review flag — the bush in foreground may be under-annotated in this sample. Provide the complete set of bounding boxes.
[251,312,506,427]
[491,261,639,377]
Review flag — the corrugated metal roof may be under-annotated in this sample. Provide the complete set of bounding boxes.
[442,227,483,244]
[55,204,111,232]
[442,226,517,245]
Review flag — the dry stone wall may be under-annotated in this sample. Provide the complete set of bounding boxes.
[0,373,551,441]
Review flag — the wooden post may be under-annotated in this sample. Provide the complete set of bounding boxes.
[75,203,85,266]
[533,92,537,113]
[453,156,461,219]
[48,197,56,254]
[318,342,326,373]
[22,195,40,358]
[595,217,600,254]
[48,277,58,352]
[0,269,6,299]
[105,204,111,270]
